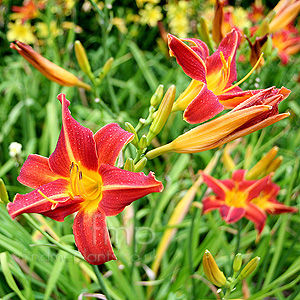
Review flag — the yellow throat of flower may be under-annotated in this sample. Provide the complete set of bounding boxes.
[38,162,103,211]
[69,162,103,203]
[207,51,232,95]
[225,188,248,208]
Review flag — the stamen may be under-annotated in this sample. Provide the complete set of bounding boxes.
[37,190,58,204]
[222,53,264,94]
[69,162,78,196]
[77,171,90,199]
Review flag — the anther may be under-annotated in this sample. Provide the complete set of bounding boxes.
[37,189,58,205]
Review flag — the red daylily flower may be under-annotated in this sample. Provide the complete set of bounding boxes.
[202,170,297,234]
[168,29,262,124]
[7,94,163,265]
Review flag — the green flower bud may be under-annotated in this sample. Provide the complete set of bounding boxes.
[125,122,139,147]
[74,41,93,79]
[139,135,148,150]
[147,85,175,144]
[233,253,242,273]
[99,57,114,81]
[124,158,134,172]
[0,179,9,204]
[150,85,164,107]
[238,257,260,280]
[134,157,147,172]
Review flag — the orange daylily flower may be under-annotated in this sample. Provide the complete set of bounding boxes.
[168,29,263,124]
[146,87,290,159]
[10,41,91,91]
[8,94,163,265]
[202,170,297,233]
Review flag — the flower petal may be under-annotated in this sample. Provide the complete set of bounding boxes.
[220,205,245,223]
[18,154,60,189]
[183,84,224,124]
[202,173,229,199]
[7,179,72,220]
[73,208,116,265]
[218,89,262,109]
[181,38,210,61]
[168,34,207,83]
[264,199,298,214]
[49,94,98,177]
[232,170,246,182]
[41,200,82,221]
[244,175,271,201]
[206,29,240,86]
[94,123,134,166]
[99,164,163,216]
[202,197,222,214]
[245,202,266,234]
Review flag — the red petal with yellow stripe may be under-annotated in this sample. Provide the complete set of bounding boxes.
[18,154,59,189]
[49,94,98,177]
[99,164,163,216]
[183,84,224,124]
[94,123,134,166]
[168,34,207,83]
[7,179,73,220]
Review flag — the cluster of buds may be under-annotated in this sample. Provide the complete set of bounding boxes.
[203,250,260,299]
[125,84,175,167]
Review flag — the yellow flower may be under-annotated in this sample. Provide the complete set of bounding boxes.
[7,20,36,44]
[35,21,63,39]
[139,3,163,27]
[61,21,83,34]
[136,0,160,8]
[112,17,128,34]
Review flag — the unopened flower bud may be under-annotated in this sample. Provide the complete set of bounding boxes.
[233,253,242,273]
[246,147,278,180]
[238,257,260,280]
[197,17,213,50]
[124,158,134,172]
[134,157,147,172]
[263,36,273,56]
[150,85,164,107]
[222,146,236,172]
[10,41,91,91]
[74,40,93,79]
[99,57,114,81]
[0,179,9,204]
[125,122,139,147]
[203,250,227,287]
[265,156,283,175]
[147,85,175,144]
[139,135,148,150]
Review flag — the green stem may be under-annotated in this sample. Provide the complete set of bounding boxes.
[263,159,299,287]
[107,73,120,114]
[130,202,137,283]
[23,214,84,261]
[189,209,197,300]
[93,265,112,300]
[93,86,118,119]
